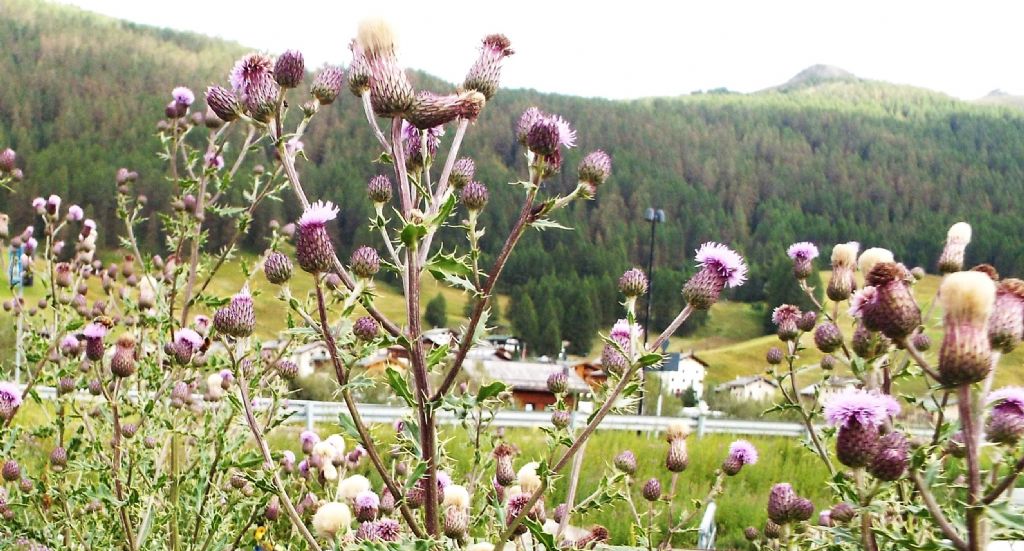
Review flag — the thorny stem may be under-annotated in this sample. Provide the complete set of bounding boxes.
[103,379,138,551]
[910,470,968,550]
[902,337,942,382]
[780,340,836,475]
[658,472,725,549]
[361,91,390,151]
[496,307,695,550]
[236,366,323,551]
[180,126,228,325]
[958,384,984,551]
[312,279,425,537]
[433,188,539,401]
[556,439,587,542]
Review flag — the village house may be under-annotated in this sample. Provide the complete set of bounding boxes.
[798,376,860,402]
[715,375,778,402]
[657,352,708,399]
[479,360,591,411]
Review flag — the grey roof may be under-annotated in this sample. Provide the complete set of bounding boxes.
[480,361,590,393]
[717,376,778,390]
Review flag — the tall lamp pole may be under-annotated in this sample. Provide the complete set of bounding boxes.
[639,207,665,417]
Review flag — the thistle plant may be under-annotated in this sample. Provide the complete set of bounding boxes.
[0,18,761,551]
[750,223,1024,551]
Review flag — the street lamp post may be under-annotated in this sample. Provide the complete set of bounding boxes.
[639,207,665,418]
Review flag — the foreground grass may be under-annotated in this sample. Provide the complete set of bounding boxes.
[269,424,830,549]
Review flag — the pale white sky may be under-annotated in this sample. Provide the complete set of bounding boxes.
[60,0,1024,100]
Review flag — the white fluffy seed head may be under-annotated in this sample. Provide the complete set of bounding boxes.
[443,484,471,510]
[831,242,860,267]
[312,501,352,537]
[356,18,397,58]
[666,420,690,441]
[325,434,346,456]
[940,271,996,325]
[858,247,894,276]
[322,462,338,481]
[516,462,542,493]
[337,474,372,502]
[312,441,338,462]
[947,222,972,245]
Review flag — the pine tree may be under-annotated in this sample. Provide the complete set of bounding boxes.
[424,293,448,328]
[509,294,539,349]
[535,299,562,357]
[560,283,597,356]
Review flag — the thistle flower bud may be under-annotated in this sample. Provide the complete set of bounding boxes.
[350,246,380,279]
[827,242,859,301]
[353,316,380,342]
[379,488,396,515]
[618,268,648,298]
[614,450,637,475]
[551,410,572,429]
[2,460,20,482]
[939,222,972,274]
[546,372,568,394]
[214,285,255,338]
[311,66,345,105]
[763,520,781,539]
[492,443,517,486]
[989,278,1024,353]
[87,379,102,396]
[578,150,612,188]
[443,506,470,539]
[767,483,797,524]
[110,335,137,378]
[263,251,293,285]
[683,243,748,309]
[851,322,890,358]
[57,377,75,396]
[463,34,513,100]
[642,478,661,502]
[357,19,414,117]
[460,181,489,211]
[573,525,610,549]
[744,527,760,542]
[986,388,1024,445]
[912,332,931,352]
[830,502,856,523]
[49,447,67,470]
[859,262,920,341]
[821,354,836,370]
[347,41,371,97]
[0,148,16,172]
[791,498,814,522]
[814,323,842,353]
[666,438,688,472]
[797,311,817,332]
[449,158,475,189]
[367,174,393,204]
[296,201,339,273]
[766,347,783,365]
[205,86,241,122]
[274,49,305,88]
[911,266,926,280]
[867,432,908,481]
[938,271,996,386]
[407,91,486,129]
[265,495,281,521]
[276,359,299,380]
[771,304,802,341]
[121,423,138,439]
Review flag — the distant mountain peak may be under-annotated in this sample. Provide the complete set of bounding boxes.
[776,64,858,91]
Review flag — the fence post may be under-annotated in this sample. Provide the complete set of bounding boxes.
[306,402,315,432]
[697,412,706,438]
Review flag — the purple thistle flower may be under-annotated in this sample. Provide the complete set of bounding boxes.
[31,197,45,211]
[988,387,1024,414]
[229,53,274,95]
[0,382,23,411]
[67,205,84,222]
[203,151,224,171]
[401,122,444,170]
[610,319,639,349]
[174,328,203,356]
[312,66,345,105]
[449,158,475,189]
[771,304,802,341]
[463,33,514,100]
[459,181,489,211]
[274,50,305,89]
[300,430,320,454]
[172,86,195,107]
[848,286,878,319]
[46,195,61,216]
[695,242,748,288]
[728,440,758,465]
[83,322,108,339]
[367,174,393,204]
[214,285,256,338]
[824,389,899,428]
[296,201,339,273]
[205,85,242,122]
[787,242,819,261]
[578,150,612,188]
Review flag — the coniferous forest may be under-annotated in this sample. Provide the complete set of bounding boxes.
[3,0,1024,353]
